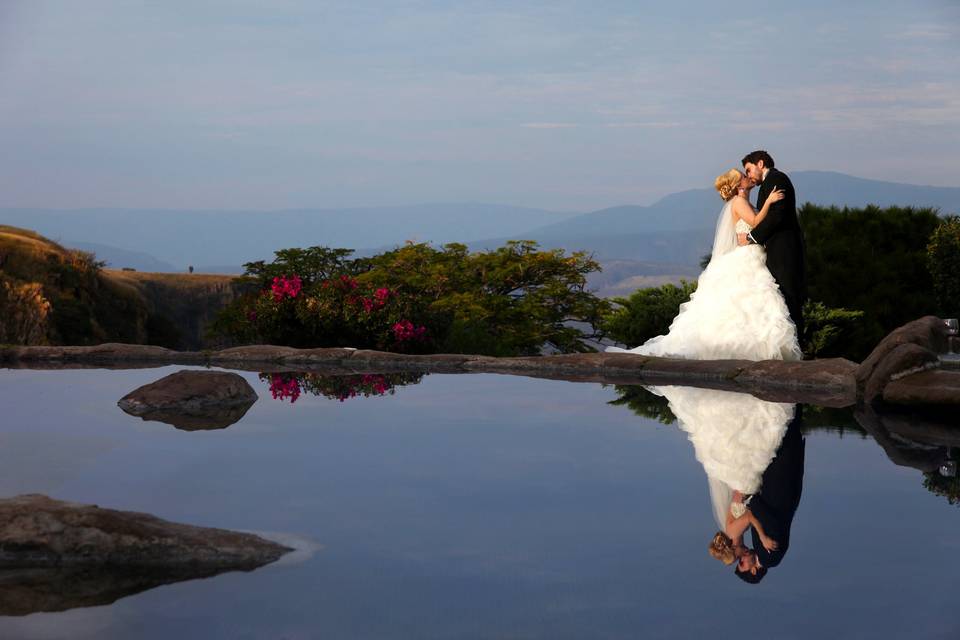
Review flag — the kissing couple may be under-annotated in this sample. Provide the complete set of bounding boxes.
[607,149,807,362]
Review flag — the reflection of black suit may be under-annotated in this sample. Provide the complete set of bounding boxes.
[751,168,807,340]
[750,406,805,569]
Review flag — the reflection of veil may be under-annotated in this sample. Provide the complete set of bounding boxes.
[708,476,734,531]
[647,385,794,530]
[709,200,737,265]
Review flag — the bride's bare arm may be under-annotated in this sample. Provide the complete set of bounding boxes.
[725,512,751,540]
[732,188,784,227]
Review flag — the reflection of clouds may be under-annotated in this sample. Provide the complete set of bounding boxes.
[0,432,119,496]
[0,605,116,640]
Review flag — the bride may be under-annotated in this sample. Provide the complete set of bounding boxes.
[607,169,802,361]
[644,385,792,565]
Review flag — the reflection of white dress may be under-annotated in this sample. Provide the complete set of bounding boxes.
[608,205,802,361]
[649,385,794,529]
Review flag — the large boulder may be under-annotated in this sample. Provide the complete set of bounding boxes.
[855,316,950,404]
[0,494,291,568]
[118,370,257,430]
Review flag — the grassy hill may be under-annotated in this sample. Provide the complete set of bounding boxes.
[0,225,243,348]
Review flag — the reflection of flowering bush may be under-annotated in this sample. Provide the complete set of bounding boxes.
[268,374,301,402]
[261,371,424,403]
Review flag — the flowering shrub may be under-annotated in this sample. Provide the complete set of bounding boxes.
[212,241,608,355]
[261,371,424,403]
[271,274,302,302]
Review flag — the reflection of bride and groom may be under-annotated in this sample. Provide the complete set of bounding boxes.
[608,150,807,582]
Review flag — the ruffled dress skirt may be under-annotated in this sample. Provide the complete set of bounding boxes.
[607,245,801,361]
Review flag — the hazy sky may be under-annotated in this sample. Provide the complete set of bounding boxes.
[1,0,957,211]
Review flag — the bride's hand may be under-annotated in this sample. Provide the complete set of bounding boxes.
[768,187,785,203]
[761,536,779,552]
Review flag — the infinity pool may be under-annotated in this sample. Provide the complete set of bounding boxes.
[0,366,957,639]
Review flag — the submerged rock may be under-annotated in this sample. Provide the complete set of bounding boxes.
[0,494,291,568]
[118,370,257,430]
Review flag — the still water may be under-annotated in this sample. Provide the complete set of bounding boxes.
[0,366,957,639]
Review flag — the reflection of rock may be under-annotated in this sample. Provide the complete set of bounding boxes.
[0,565,244,616]
[118,370,257,430]
[123,403,255,431]
[0,494,291,568]
[854,407,958,473]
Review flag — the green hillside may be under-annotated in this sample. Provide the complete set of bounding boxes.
[0,225,242,348]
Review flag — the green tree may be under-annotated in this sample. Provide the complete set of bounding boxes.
[802,204,941,359]
[927,216,960,318]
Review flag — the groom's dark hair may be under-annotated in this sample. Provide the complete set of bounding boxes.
[734,564,768,584]
[741,150,775,169]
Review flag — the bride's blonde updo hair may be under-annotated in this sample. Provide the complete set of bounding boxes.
[714,168,742,201]
[708,531,736,565]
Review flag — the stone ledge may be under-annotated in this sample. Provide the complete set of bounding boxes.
[1,343,862,407]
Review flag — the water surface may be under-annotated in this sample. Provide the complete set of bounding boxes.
[0,367,957,639]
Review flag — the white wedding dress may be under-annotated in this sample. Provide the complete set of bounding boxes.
[649,385,794,530]
[607,201,802,361]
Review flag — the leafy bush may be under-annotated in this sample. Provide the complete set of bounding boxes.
[802,301,865,359]
[601,280,697,348]
[212,240,610,356]
[0,276,51,344]
[927,216,960,318]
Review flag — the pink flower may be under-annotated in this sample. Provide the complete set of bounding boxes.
[271,274,303,301]
[392,319,427,342]
[269,374,301,403]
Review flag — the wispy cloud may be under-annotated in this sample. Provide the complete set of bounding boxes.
[895,24,954,40]
[520,122,578,129]
[602,121,682,129]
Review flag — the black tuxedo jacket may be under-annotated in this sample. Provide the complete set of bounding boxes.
[750,406,805,569]
[751,168,807,337]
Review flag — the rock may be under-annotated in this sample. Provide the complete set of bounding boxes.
[883,369,960,407]
[0,343,204,364]
[118,370,257,430]
[856,316,950,403]
[0,494,291,568]
[863,343,940,404]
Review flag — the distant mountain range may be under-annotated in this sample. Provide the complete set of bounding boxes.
[0,203,578,271]
[2,171,957,275]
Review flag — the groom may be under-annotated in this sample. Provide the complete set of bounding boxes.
[738,150,807,344]
[734,406,806,584]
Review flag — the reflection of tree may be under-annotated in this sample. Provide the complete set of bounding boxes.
[923,471,960,506]
[260,371,424,403]
[799,405,865,438]
[607,385,676,424]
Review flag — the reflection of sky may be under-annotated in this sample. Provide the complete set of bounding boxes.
[0,368,958,638]
[0,1,958,210]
